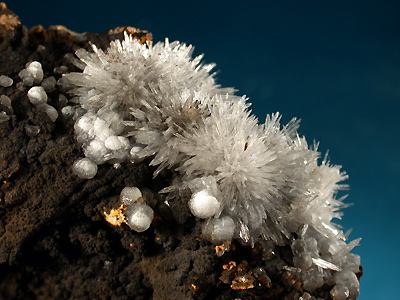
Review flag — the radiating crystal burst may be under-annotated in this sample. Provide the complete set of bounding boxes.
[62,33,361,298]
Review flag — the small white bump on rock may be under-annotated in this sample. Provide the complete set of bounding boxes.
[120,187,142,206]
[25,125,40,137]
[0,75,13,87]
[0,111,9,123]
[189,189,220,219]
[125,203,154,232]
[74,113,96,142]
[0,95,12,112]
[36,45,46,53]
[37,103,58,122]
[129,145,143,162]
[61,106,74,117]
[299,292,313,300]
[18,61,43,86]
[27,86,47,105]
[203,215,235,243]
[72,158,97,179]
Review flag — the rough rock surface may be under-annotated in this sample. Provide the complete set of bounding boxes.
[0,3,361,299]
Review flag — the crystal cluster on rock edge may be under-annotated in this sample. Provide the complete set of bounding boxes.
[59,33,361,298]
[4,61,60,123]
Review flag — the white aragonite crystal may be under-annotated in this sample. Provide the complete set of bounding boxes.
[334,270,360,299]
[125,203,154,232]
[75,113,95,133]
[73,107,87,120]
[129,145,144,162]
[299,292,314,300]
[203,215,235,243]
[63,33,233,116]
[41,76,57,93]
[92,117,114,141]
[37,103,58,122]
[61,106,74,117]
[99,109,125,135]
[24,125,40,137]
[104,135,130,151]
[18,61,44,86]
[72,158,98,179]
[83,139,108,164]
[188,189,220,219]
[120,187,142,206]
[104,149,130,164]
[63,33,361,296]
[27,86,47,105]
[74,112,97,143]
[0,75,13,87]
[0,95,13,113]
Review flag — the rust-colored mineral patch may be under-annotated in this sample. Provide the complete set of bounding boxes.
[103,204,127,226]
[220,260,256,290]
[222,261,236,271]
[231,272,255,290]
[0,13,20,30]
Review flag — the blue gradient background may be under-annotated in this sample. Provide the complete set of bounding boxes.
[10,1,400,299]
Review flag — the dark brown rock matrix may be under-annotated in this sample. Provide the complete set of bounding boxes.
[0,3,361,299]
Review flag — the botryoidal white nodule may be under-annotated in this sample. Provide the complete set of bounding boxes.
[120,186,142,206]
[0,75,13,87]
[62,32,361,296]
[18,61,44,86]
[189,189,220,219]
[125,203,154,233]
[0,95,12,113]
[203,215,235,244]
[37,103,58,122]
[27,86,47,105]
[72,158,97,179]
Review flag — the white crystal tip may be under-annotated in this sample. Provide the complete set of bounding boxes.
[189,189,220,219]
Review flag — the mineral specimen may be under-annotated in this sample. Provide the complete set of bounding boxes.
[61,33,361,298]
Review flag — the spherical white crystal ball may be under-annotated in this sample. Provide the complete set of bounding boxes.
[72,158,98,179]
[27,86,47,105]
[125,203,154,233]
[120,187,142,206]
[189,189,220,219]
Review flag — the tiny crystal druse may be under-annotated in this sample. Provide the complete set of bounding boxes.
[62,33,360,298]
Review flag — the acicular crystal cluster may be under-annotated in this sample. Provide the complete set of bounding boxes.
[61,33,361,299]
